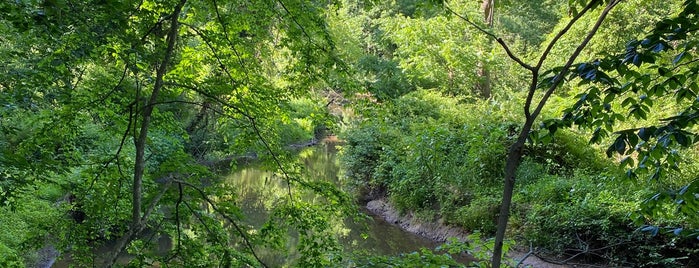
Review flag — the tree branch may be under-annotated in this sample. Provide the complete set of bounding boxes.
[525,0,599,117]
[175,179,269,268]
[530,0,621,122]
[535,0,601,70]
[107,1,187,266]
[444,3,533,71]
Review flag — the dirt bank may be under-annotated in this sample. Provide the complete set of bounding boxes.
[366,199,469,242]
[365,198,568,268]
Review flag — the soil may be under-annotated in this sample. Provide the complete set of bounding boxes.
[365,199,569,268]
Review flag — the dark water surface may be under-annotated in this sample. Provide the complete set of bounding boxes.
[227,141,438,266]
[53,141,437,267]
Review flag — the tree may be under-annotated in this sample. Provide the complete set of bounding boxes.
[446,0,622,266]
[476,0,494,98]
[1,0,349,266]
[447,0,699,265]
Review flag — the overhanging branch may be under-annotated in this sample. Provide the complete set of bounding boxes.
[444,3,533,71]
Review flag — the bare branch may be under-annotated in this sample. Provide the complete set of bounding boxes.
[515,242,535,268]
[535,0,601,70]
[444,3,533,71]
[530,0,621,122]
[524,0,599,117]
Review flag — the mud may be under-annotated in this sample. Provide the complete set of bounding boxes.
[365,198,568,268]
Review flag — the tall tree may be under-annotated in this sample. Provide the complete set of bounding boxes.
[475,0,495,98]
[1,0,347,266]
[447,0,621,266]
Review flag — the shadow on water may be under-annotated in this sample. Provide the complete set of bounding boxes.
[53,139,441,267]
[227,140,440,266]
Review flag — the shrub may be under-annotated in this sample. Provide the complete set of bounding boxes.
[515,172,699,266]
[342,90,516,218]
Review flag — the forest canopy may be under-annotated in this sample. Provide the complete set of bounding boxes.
[1,0,698,267]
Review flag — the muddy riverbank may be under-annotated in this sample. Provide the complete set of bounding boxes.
[364,198,568,268]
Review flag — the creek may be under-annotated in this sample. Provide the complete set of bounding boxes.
[228,140,439,266]
[49,140,438,267]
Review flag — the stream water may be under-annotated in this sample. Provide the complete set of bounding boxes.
[227,140,438,266]
[52,140,438,267]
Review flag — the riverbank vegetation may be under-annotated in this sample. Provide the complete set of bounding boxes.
[1,0,698,267]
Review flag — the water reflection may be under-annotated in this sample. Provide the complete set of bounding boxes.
[226,141,438,264]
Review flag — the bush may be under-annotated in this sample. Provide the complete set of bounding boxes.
[343,89,699,266]
[342,90,516,219]
[515,172,698,266]
[451,194,500,234]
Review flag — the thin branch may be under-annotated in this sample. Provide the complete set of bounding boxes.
[176,179,269,268]
[534,239,633,266]
[163,81,252,118]
[211,0,253,84]
[535,0,601,70]
[250,118,295,202]
[524,0,599,118]
[141,178,173,223]
[179,22,253,113]
[444,3,533,71]
[515,242,535,268]
[105,177,173,268]
[530,0,621,122]
[165,81,297,201]
[275,0,328,53]
[180,21,299,202]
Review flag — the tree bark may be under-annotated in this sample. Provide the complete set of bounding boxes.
[489,1,620,267]
[477,0,494,99]
[490,118,532,267]
[482,0,494,27]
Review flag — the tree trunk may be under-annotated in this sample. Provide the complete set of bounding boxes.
[491,118,533,267]
[476,65,492,98]
[477,0,494,99]
[489,1,620,266]
[107,1,186,266]
[482,0,494,27]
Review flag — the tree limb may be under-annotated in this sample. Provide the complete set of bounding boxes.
[444,3,533,71]
[530,0,621,122]
[175,179,269,268]
[524,0,600,117]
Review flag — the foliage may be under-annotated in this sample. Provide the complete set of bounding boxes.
[0,0,353,266]
[515,170,699,266]
[544,0,699,234]
[342,90,621,236]
[3,0,699,266]
[0,186,67,267]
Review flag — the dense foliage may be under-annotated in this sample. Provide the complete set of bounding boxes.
[1,0,699,267]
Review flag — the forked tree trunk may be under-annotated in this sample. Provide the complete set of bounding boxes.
[489,1,620,266]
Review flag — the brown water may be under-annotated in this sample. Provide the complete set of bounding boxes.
[226,141,439,265]
[52,140,438,267]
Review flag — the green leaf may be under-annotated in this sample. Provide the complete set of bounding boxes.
[638,127,655,141]
[673,51,686,65]
[674,132,690,146]
[628,132,639,147]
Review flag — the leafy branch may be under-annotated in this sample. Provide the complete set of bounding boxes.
[174,178,269,268]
